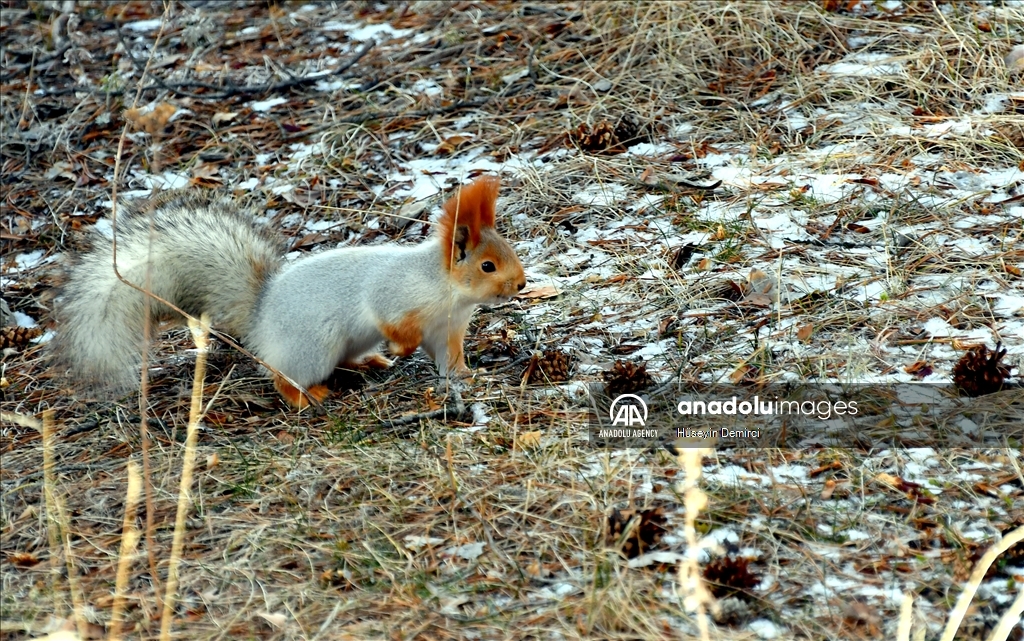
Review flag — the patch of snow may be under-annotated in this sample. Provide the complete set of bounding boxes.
[469,402,492,425]
[749,619,782,639]
[819,52,903,76]
[410,78,443,97]
[123,19,164,32]
[12,311,37,328]
[250,97,289,112]
[572,183,628,206]
[321,21,412,42]
[444,541,486,561]
[404,535,444,550]
[624,142,674,157]
[13,250,46,270]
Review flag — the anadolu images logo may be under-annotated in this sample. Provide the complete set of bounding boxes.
[609,394,648,427]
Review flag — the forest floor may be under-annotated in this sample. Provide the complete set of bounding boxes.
[2,1,1023,640]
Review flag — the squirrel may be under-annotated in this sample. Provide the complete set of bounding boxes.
[55,175,526,408]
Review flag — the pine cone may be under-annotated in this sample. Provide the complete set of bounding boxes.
[613,114,653,147]
[703,556,761,599]
[603,359,654,397]
[953,343,1010,397]
[1,326,44,350]
[524,350,572,384]
[606,507,667,558]
[567,121,625,154]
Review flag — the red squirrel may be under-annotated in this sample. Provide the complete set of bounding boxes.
[56,176,526,407]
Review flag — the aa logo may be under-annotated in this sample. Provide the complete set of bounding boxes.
[609,394,648,427]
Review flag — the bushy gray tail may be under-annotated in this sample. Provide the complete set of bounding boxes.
[54,191,283,391]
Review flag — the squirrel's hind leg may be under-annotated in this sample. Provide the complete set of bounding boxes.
[345,353,393,369]
[273,374,329,409]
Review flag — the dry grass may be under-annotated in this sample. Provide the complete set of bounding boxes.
[2,1,1023,639]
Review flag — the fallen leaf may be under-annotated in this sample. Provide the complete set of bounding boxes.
[796,324,814,342]
[742,268,778,306]
[255,611,287,628]
[904,361,934,379]
[436,135,472,155]
[516,430,542,449]
[517,283,560,299]
[423,387,441,411]
[212,111,239,125]
[124,102,176,134]
[8,551,41,567]
[729,363,758,384]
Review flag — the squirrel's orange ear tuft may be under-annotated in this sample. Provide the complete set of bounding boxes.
[439,176,500,265]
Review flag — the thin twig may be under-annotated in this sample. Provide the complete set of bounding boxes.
[378,386,468,430]
[114,31,375,100]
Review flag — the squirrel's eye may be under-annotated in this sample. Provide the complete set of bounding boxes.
[481,261,496,273]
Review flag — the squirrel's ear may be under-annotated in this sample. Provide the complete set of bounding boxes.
[451,224,470,263]
[439,175,500,269]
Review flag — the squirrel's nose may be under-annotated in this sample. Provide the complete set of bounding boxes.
[517,281,526,291]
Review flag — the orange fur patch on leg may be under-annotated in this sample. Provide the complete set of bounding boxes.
[380,312,422,357]
[306,384,329,403]
[274,374,328,409]
[357,353,394,369]
[446,322,470,375]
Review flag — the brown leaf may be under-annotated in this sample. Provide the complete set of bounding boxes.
[8,551,41,567]
[436,135,472,156]
[796,324,814,342]
[516,430,542,449]
[124,102,176,134]
[517,284,560,299]
[904,361,934,379]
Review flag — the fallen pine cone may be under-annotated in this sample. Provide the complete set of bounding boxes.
[703,556,761,600]
[603,359,654,398]
[567,120,625,155]
[1,326,44,350]
[953,343,1010,397]
[606,507,667,558]
[613,113,654,147]
[524,350,572,384]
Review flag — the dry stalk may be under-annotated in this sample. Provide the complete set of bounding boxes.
[675,446,717,640]
[139,216,161,599]
[984,584,1024,641]
[939,525,1024,641]
[104,3,170,602]
[41,410,64,612]
[159,313,211,641]
[896,592,914,641]
[56,494,88,641]
[109,460,143,641]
